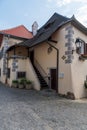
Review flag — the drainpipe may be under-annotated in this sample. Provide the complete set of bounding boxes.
[5,35,10,84]
[46,41,59,93]
[6,53,9,84]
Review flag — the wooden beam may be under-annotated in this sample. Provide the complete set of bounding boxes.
[48,39,57,43]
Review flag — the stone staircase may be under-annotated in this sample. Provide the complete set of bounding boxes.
[33,66,49,89]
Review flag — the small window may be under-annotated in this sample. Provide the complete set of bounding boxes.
[79,43,87,56]
[80,42,84,54]
[17,72,26,78]
[7,68,10,78]
[75,38,87,56]
[79,43,87,58]
[44,20,55,29]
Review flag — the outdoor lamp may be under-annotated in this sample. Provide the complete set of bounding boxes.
[75,38,82,48]
[75,38,82,54]
[47,46,53,54]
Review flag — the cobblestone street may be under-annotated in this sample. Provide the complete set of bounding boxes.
[0,83,87,130]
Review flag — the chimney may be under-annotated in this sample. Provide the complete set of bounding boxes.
[32,21,38,36]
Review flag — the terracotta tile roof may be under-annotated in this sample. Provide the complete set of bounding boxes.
[0,25,33,39]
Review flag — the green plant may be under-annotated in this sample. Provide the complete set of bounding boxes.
[20,78,27,83]
[84,80,87,88]
[19,80,24,84]
[26,80,32,84]
[12,80,18,84]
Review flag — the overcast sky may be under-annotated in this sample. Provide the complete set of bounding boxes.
[0,0,87,31]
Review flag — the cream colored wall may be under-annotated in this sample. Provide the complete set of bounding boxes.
[0,36,23,84]
[7,59,16,86]
[34,24,73,95]
[0,58,6,83]
[8,46,28,57]
[7,58,40,90]
[7,58,27,86]
[52,25,73,94]
[26,58,40,90]
[0,36,22,50]
[34,24,87,98]
[34,43,56,74]
[71,26,87,99]
[34,43,57,84]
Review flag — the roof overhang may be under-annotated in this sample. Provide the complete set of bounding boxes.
[6,13,87,53]
[0,32,29,40]
[71,20,87,35]
[6,42,29,52]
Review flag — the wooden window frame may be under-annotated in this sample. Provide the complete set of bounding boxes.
[17,71,26,79]
[81,43,87,57]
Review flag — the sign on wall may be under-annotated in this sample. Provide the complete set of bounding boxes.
[3,38,10,75]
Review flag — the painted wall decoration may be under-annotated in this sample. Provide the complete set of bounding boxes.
[65,25,74,64]
[12,59,18,72]
[3,38,10,75]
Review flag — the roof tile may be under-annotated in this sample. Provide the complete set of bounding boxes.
[0,25,33,39]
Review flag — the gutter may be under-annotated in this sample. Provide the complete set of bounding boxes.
[46,41,59,93]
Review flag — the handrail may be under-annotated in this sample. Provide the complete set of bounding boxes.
[34,58,48,79]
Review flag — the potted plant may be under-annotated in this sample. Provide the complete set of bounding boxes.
[12,80,18,88]
[20,78,27,87]
[18,80,24,89]
[84,80,87,89]
[26,80,32,89]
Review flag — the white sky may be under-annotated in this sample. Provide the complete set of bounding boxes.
[0,0,87,30]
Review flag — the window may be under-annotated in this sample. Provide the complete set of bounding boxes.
[75,38,87,57]
[80,42,85,54]
[7,68,10,78]
[44,20,55,29]
[17,72,26,78]
[80,43,87,56]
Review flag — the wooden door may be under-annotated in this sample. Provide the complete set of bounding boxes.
[50,69,57,90]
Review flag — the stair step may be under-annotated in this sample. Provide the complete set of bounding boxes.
[40,80,46,83]
[33,66,49,89]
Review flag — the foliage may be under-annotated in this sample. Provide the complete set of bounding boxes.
[12,78,32,85]
[19,78,27,84]
[19,80,24,84]
[20,78,27,83]
[12,80,18,84]
[26,80,32,84]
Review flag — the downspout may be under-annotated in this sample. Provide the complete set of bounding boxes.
[46,41,59,93]
[5,34,10,84]
[5,53,8,84]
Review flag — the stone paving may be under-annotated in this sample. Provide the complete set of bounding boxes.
[0,83,87,130]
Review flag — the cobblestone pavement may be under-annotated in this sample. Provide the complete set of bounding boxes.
[0,83,87,130]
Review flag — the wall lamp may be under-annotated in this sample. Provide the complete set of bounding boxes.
[47,46,53,54]
[75,38,83,54]
[75,38,82,48]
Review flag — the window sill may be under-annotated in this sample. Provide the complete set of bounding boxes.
[81,54,87,58]
[79,55,87,61]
